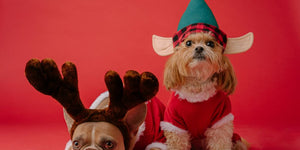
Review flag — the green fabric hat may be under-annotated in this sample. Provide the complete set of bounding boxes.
[177,0,219,31]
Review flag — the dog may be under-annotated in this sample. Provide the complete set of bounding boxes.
[151,1,254,148]
[157,32,249,150]
[63,92,148,150]
[25,58,165,150]
[64,91,166,150]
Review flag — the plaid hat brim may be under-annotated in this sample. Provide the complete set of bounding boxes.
[173,23,227,51]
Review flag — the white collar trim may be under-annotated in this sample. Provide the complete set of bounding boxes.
[174,81,217,103]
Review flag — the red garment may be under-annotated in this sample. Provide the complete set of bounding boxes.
[163,91,232,148]
[134,96,166,150]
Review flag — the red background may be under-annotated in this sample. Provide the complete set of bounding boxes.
[1,0,299,149]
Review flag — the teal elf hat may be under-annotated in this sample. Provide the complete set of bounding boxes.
[152,0,254,56]
[177,0,219,31]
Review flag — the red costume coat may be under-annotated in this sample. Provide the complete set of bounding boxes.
[162,90,234,149]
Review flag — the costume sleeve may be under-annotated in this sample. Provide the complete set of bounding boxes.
[143,97,167,150]
[150,97,166,143]
[211,94,234,128]
[160,94,188,134]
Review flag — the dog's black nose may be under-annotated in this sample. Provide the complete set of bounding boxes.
[195,46,204,53]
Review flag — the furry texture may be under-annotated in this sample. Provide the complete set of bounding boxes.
[205,121,234,150]
[162,32,247,150]
[160,122,190,150]
[145,142,167,150]
[164,131,191,150]
[212,113,234,129]
[174,80,217,103]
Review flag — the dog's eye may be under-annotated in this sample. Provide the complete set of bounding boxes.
[206,41,215,48]
[186,40,192,47]
[73,140,81,149]
[104,140,114,149]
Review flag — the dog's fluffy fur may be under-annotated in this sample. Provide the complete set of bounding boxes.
[163,32,247,150]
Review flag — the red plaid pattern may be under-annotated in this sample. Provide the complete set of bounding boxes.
[173,23,227,50]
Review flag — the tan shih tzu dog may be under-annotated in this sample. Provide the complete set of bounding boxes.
[152,23,254,150]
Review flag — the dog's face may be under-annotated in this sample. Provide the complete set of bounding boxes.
[71,122,125,150]
[176,32,224,80]
[164,32,236,94]
[65,100,147,150]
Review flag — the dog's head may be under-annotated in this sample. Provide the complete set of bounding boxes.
[163,32,237,94]
[66,103,147,150]
[64,98,148,150]
[152,21,253,95]
[25,58,159,150]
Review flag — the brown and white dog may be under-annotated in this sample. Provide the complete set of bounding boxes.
[25,58,165,150]
[64,91,166,150]
[152,31,253,150]
[63,91,146,150]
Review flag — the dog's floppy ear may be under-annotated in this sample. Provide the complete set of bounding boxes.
[63,108,74,133]
[215,56,237,95]
[224,32,254,54]
[124,103,147,135]
[63,92,111,133]
[163,55,183,90]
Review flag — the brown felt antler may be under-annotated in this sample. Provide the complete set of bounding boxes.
[105,70,159,119]
[25,58,89,121]
[25,58,159,127]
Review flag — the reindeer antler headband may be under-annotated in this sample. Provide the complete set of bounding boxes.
[25,58,159,150]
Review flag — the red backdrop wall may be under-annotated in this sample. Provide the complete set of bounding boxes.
[1,0,299,149]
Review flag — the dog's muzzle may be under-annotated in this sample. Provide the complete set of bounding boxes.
[193,46,206,60]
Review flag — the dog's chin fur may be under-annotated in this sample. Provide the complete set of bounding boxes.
[163,32,246,150]
[188,60,216,83]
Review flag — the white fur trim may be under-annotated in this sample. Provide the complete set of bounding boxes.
[64,140,72,150]
[160,121,188,134]
[175,81,217,103]
[145,142,167,150]
[211,113,234,129]
[90,91,109,109]
[135,122,146,143]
